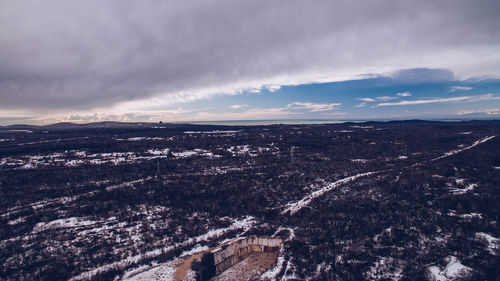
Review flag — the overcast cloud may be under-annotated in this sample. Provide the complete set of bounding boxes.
[1,0,500,114]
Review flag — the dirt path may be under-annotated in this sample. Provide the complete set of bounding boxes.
[174,252,206,281]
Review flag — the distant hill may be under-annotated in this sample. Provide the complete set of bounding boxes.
[0,121,178,130]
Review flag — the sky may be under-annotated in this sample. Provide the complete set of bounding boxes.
[1,0,500,125]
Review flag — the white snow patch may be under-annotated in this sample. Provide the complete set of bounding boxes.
[428,256,472,281]
[9,129,33,133]
[350,159,370,163]
[7,216,26,225]
[172,151,198,158]
[121,264,158,280]
[124,260,177,281]
[65,159,85,166]
[228,145,251,155]
[458,213,483,219]
[74,150,86,156]
[307,262,331,281]
[172,149,219,158]
[428,266,447,281]
[364,257,403,281]
[180,245,209,257]
[126,137,146,141]
[281,258,298,280]
[447,210,482,219]
[476,232,499,255]
[184,130,240,134]
[147,148,170,155]
[450,183,477,195]
[272,227,296,240]
[21,163,35,169]
[33,217,96,233]
[116,137,165,141]
[226,145,276,157]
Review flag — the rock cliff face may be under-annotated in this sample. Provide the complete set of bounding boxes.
[196,236,282,281]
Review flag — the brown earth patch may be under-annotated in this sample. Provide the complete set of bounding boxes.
[209,252,279,281]
[174,251,207,281]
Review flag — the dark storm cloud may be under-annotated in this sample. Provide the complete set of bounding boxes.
[1,0,500,111]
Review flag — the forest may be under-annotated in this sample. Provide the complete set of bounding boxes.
[0,120,499,280]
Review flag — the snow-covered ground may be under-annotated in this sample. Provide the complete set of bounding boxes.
[476,232,499,255]
[8,129,33,133]
[427,256,471,281]
[282,171,381,215]
[172,149,220,158]
[116,137,165,141]
[70,216,256,281]
[432,135,496,161]
[364,257,403,281]
[260,256,285,281]
[0,147,224,169]
[1,177,152,219]
[350,159,370,163]
[124,260,178,281]
[226,144,277,157]
[32,217,97,233]
[147,148,170,155]
[450,183,477,195]
[184,130,241,135]
[446,210,483,220]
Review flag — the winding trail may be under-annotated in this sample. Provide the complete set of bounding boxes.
[282,135,497,216]
[1,177,152,219]
[431,135,496,161]
[281,171,383,215]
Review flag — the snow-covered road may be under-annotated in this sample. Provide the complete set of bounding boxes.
[282,171,382,215]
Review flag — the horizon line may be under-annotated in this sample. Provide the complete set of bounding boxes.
[2,118,500,128]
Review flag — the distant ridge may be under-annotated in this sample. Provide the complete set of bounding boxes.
[1,119,499,130]
[1,121,174,130]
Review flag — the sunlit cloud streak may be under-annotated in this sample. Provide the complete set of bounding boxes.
[376,94,500,107]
